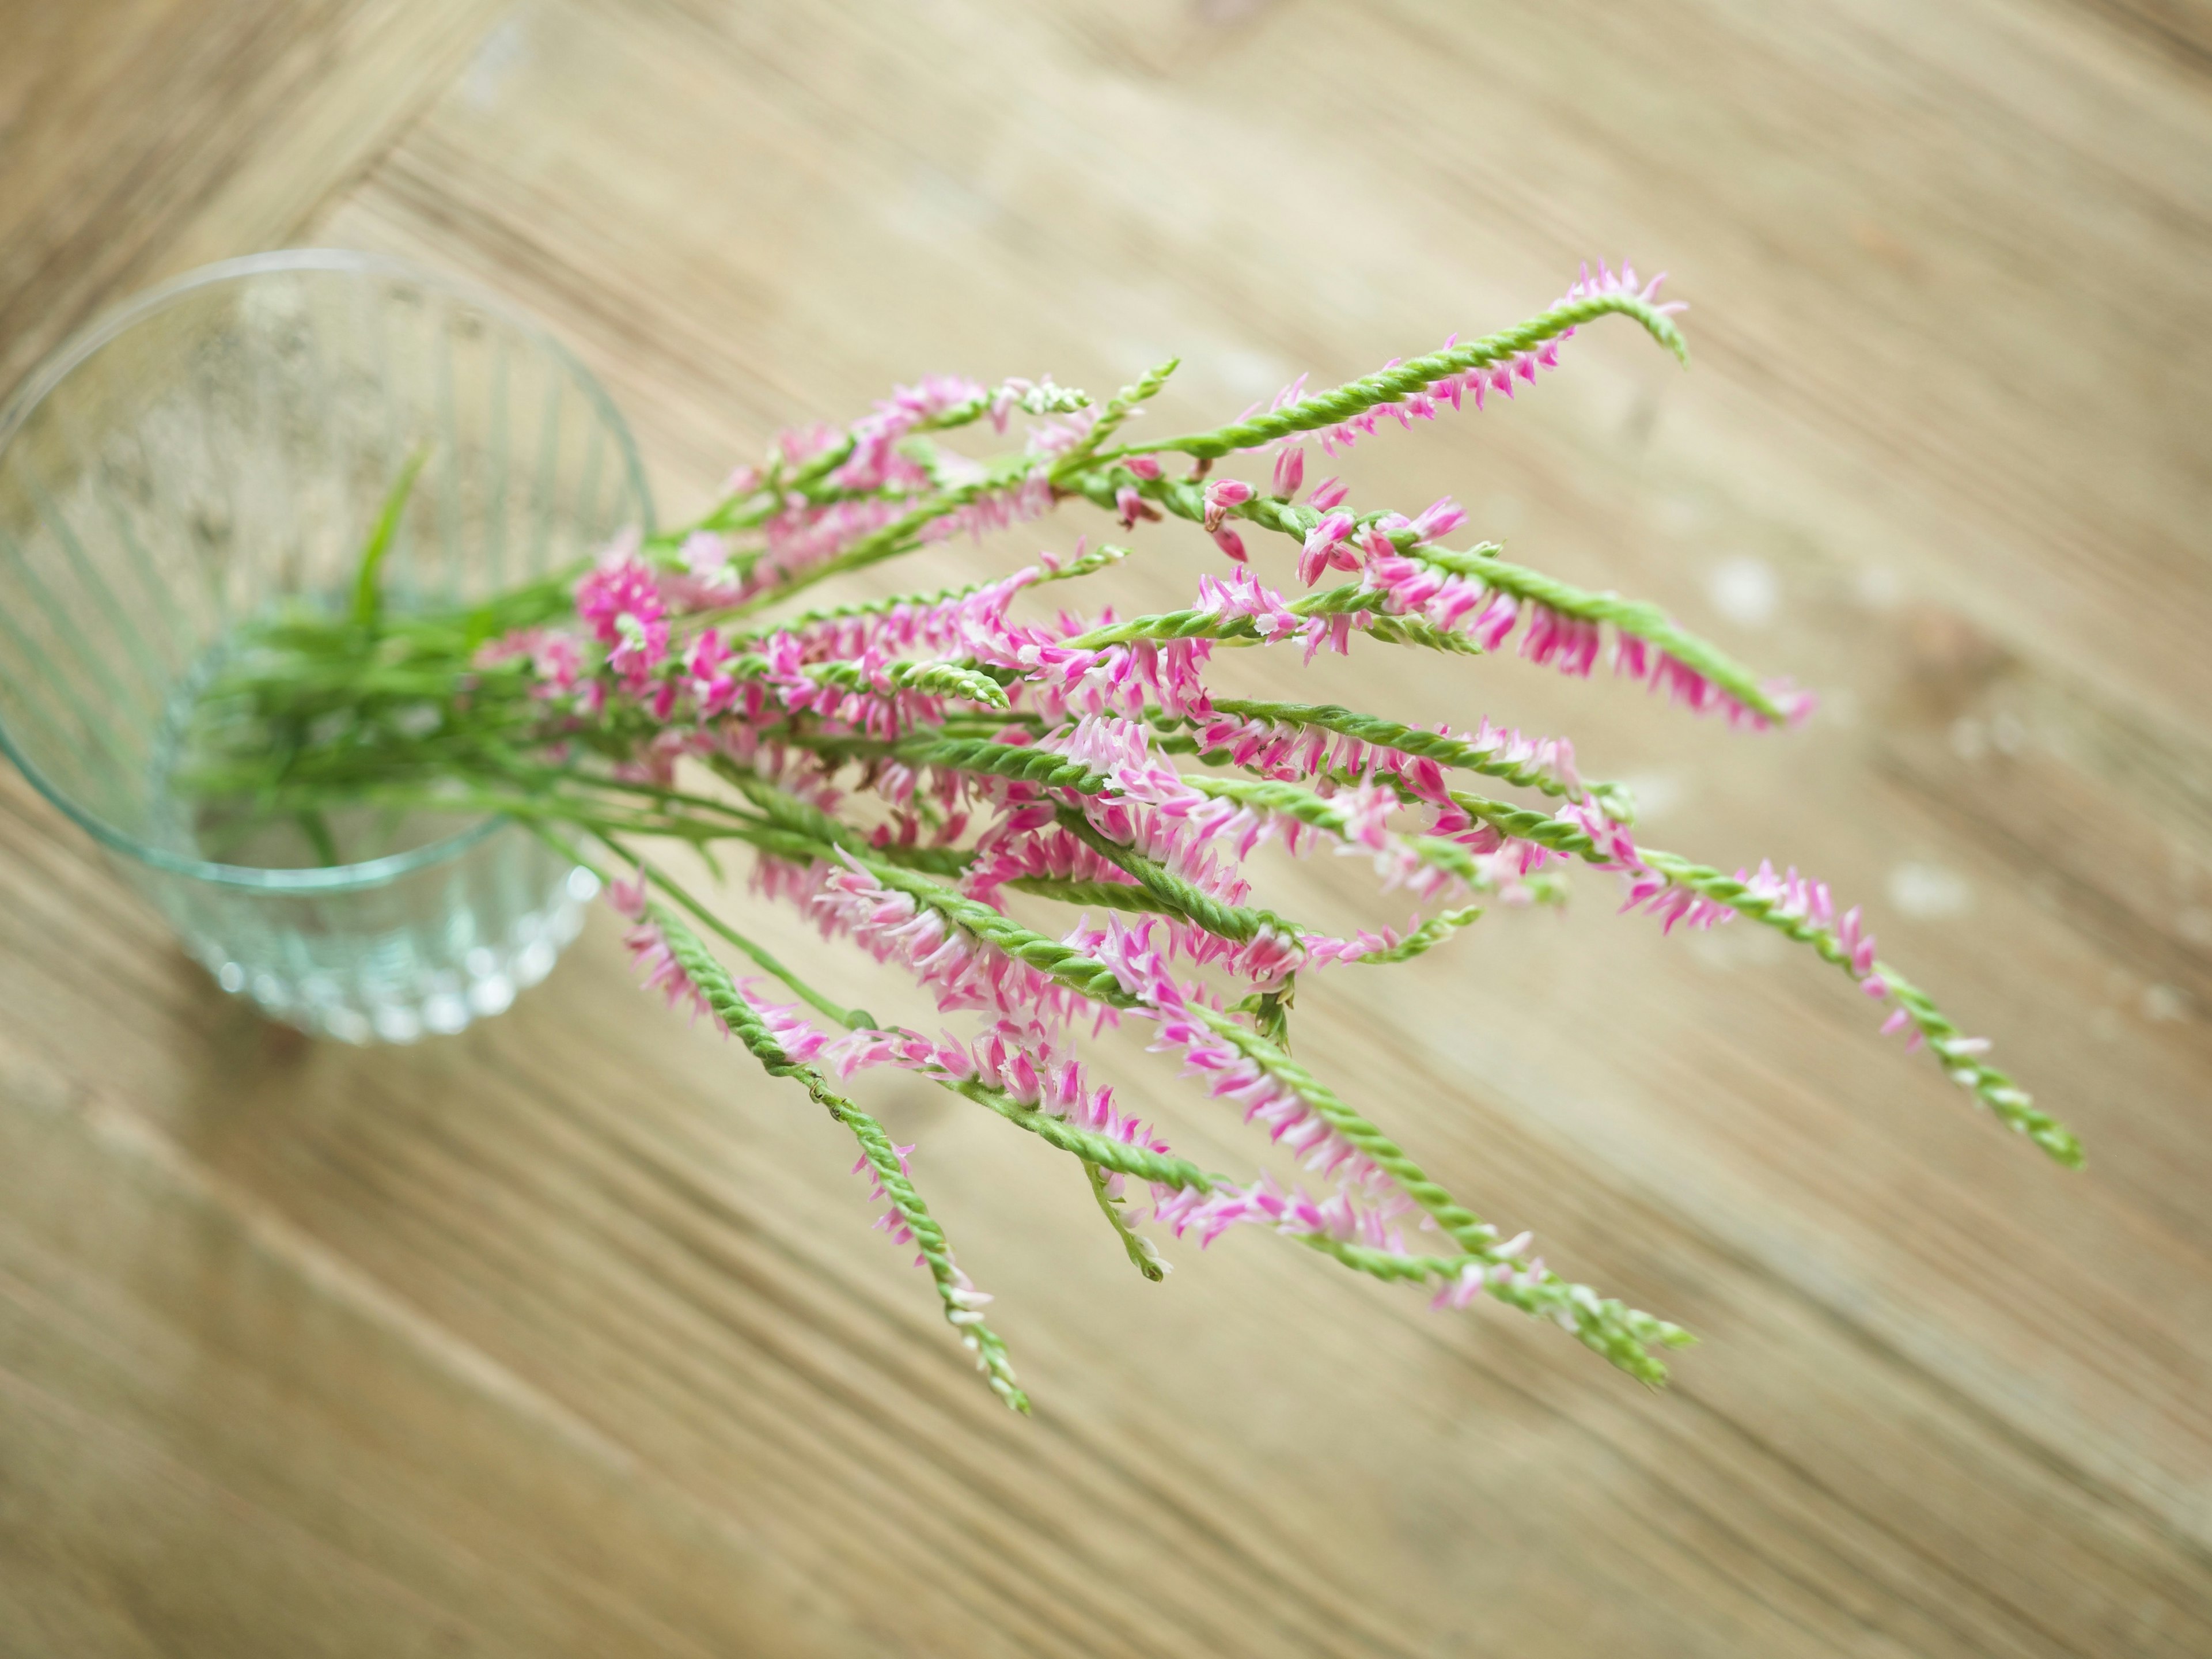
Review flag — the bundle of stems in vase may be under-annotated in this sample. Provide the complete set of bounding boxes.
[180,263,2078,1411]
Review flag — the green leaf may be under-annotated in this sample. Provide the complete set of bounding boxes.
[351,445,431,630]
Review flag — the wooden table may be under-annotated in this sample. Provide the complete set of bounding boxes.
[3,2,2209,1653]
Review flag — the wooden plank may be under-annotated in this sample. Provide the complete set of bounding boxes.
[0,0,510,392]
[1,0,2209,1653]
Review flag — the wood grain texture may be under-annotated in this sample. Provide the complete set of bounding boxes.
[2,0,2209,1653]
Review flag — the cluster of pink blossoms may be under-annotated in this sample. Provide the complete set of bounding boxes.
[449,264,2071,1404]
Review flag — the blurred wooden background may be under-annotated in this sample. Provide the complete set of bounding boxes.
[3,1,2210,1653]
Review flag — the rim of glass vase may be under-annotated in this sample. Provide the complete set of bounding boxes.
[0,247,654,893]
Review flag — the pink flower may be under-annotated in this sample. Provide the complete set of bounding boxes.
[1271,446,1306,499]
[1520,603,1603,677]
[801,855,1112,1028]
[1427,1237,1540,1310]
[1612,635,1817,730]
[1277,263,1684,461]
[471,629,538,671]
[608,874,648,919]
[830,375,989,493]
[746,986,830,1065]
[1297,512,1358,586]
[1194,569,1303,643]
[1406,496,1465,542]
[1153,1172,1417,1253]
[1188,708,1584,808]
[964,613,1214,724]
[922,474,1056,545]
[852,1139,920,1245]
[1615,860,1887,997]
[1298,913,1476,970]
[961,821,1145,908]
[1084,916,1386,1185]
[1046,716,1280,908]
[684,628,744,717]
[831,1019,1179,1188]
[576,555,669,693]
[1361,545,1502,638]
[1618,869,1732,935]
[1202,478,1255,532]
[680,529,732,574]
[532,632,582,693]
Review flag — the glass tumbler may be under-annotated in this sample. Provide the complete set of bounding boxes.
[0,249,653,1043]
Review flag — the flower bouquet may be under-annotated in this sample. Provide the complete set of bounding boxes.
[174,263,2078,1411]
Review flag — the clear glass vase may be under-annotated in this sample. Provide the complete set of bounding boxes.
[0,249,652,1043]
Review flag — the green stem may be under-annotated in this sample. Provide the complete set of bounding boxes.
[650,900,1029,1412]
[1101,291,1685,461]
[1086,1161,1168,1282]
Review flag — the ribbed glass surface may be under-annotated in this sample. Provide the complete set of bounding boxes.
[0,250,651,1041]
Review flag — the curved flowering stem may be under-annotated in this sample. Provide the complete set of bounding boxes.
[1059,582,1486,657]
[1351,782,2083,1166]
[857,858,1144,1012]
[1414,545,1801,729]
[664,436,868,543]
[1628,851,2082,1165]
[887,737,1109,794]
[1188,696,1623,813]
[1171,1007,1687,1381]
[1106,291,1687,462]
[1003,876,1179,914]
[953,1075,1213,1191]
[805,656,1012,710]
[1185,1006,1481,1250]
[646,900,1030,1410]
[1056,809,1300,949]
[590,836,871,1029]
[660,374,1090,550]
[1434,786,1607,860]
[1298,1237,1691,1380]
[1048,357,1180,480]
[1339,907,1484,965]
[684,537,1130,643]
[1175,773,1511,896]
[1069,464,1798,729]
[734,462,1041,613]
[744,484,996,607]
